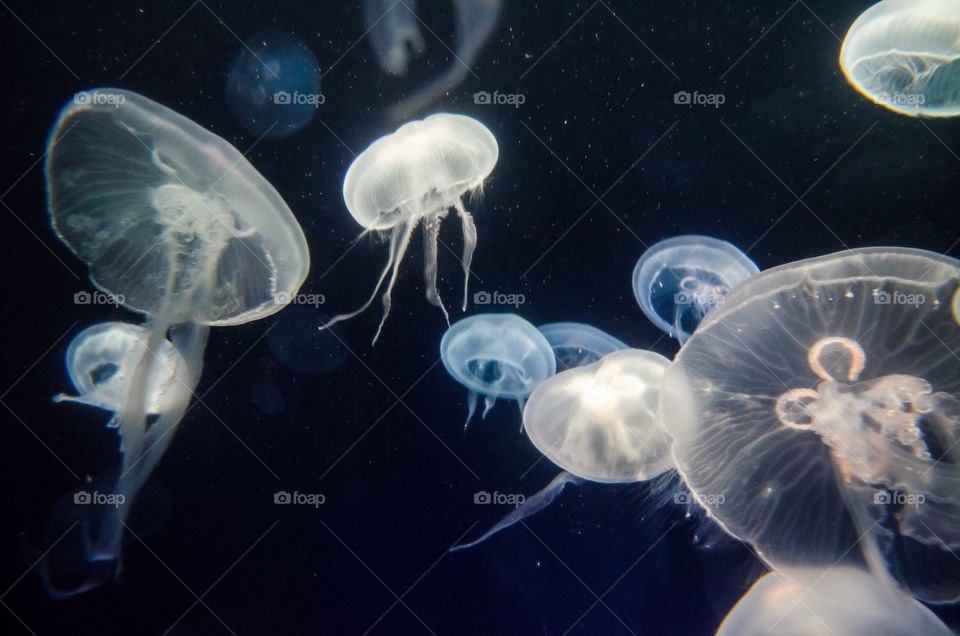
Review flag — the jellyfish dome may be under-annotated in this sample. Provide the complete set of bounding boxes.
[659,247,960,603]
[840,0,960,118]
[326,113,498,343]
[632,235,758,343]
[538,322,629,370]
[524,349,674,483]
[440,313,555,428]
[717,567,951,636]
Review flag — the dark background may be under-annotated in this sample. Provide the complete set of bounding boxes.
[1,1,959,634]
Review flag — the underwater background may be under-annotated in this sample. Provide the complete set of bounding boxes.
[1,1,959,634]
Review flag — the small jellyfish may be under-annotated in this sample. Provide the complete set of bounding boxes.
[324,113,498,343]
[538,322,629,370]
[659,247,960,603]
[453,349,674,550]
[226,31,322,139]
[45,88,309,594]
[364,0,426,76]
[841,0,960,118]
[440,313,555,429]
[267,308,348,375]
[716,567,951,635]
[632,235,759,344]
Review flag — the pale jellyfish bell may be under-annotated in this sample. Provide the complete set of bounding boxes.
[45,88,309,594]
[659,247,960,603]
[326,113,498,343]
[538,322,629,371]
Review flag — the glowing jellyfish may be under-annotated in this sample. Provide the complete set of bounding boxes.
[632,235,758,344]
[440,313,555,429]
[717,566,951,636]
[538,322,629,371]
[453,349,674,551]
[659,247,960,603]
[325,113,498,343]
[365,0,426,75]
[45,88,309,595]
[840,0,960,118]
[225,32,322,139]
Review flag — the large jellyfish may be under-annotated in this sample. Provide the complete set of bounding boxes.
[659,247,960,603]
[45,88,309,594]
[324,113,498,343]
[453,349,674,550]
[538,322,629,371]
[716,566,951,635]
[440,313,555,429]
[840,0,960,118]
[632,235,759,344]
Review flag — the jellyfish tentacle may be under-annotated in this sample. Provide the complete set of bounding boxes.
[465,390,480,430]
[453,198,479,312]
[422,210,450,326]
[372,220,416,345]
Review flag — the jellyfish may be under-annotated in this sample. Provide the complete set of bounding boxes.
[45,88,309,593]
[716,566,951,635]
[453,349,675,550]
[659,247,960,603]
[225,31,322,139]
[267,308,348,375]
[840,0,960,118]
[440,313,555,429]
[324,113,498,343]
[632,235,759,344]
[364,0,426,76]
[538,322,629,371]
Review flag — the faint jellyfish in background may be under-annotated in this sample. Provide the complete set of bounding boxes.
[716,566,951,635]
[322,113,498,343]
[440,313,556,429]
[226,31,322,139]
[365,0,426,75]
[659,247,960,603]
[841,0,960,117]
[45,88,309,595]
[453,348,674,550]
[538,322,629,371]
[632,235,758,344]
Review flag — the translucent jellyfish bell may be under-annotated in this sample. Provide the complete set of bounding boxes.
[632,235,758,344]
[659,247,960,603]
[364,0,426,76]
[326,113,498,343]
[717,566,951,636]
[538,322,629,370]
[840,0,960,118]
[440,313,555,429]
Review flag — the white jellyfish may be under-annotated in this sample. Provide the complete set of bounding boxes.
[325,113,498,343]
[538,322,629,371]
[45,88,309,594]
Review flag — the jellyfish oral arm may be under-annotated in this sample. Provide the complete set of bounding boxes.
[454,198,478,312]
[422,211,451,325]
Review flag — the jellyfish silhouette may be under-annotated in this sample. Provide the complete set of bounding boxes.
[226,31,322,139]
[632,235,758,344]
[841,0,960,118]
[45,88,309,595]
[440,313,555,429]
[453,349,674,551]
[538,322,629,371]
[365,0,426,76]
[659,247,960,603]
[323,113,498,343]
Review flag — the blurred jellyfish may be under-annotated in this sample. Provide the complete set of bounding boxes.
[324,113,498,343]
[365,0,426,76]
[268,307,348,375]
[226,31,322,139]
[841,0,960,118]
[659,247,960,603]
[538,322,629,371]
[632,235,758,344]
[453,349,674,550]
[440,313,555,429]
[45,88,309,594]
[717,567,951,635]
